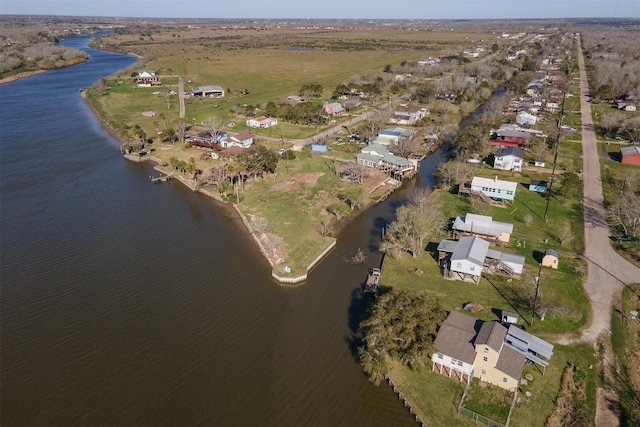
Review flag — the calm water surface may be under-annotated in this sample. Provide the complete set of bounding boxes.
[1,35,430,426]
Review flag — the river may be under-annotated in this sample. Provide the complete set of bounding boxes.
[0,34,428,426]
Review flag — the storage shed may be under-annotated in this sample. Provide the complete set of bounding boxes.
[541,249,559,269]
[529,179,547,193]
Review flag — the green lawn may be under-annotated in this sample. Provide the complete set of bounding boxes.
[382,182,589,335]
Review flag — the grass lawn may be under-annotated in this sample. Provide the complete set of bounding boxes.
[382,181,589,335]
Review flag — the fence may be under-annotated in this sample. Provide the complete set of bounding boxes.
[458,407,505,427]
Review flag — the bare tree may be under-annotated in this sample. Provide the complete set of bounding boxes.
[202,116,225,143]
[608,190,640,236]
[263,233,283,257]
[251,216,269,235]
[318,220,333,237]
[173,119,188,143]
[344,165,370,184]
[390,134,420,158]
[555,225,575,245]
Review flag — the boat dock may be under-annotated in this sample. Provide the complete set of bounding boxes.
[150,173,174,183]
[364,268,380,295]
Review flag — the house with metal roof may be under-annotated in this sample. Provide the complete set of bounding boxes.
[470,176,518,201]
[191,85,225,98]
[357,143,414,176]
[437,236,525,282]
[323,102,344,116]
[452,213,514,244]
[621,145,640,166]
[432,311,546,391]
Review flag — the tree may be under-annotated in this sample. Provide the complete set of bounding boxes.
[380,190,444,258]
[434,160,473,190]
[608,190,640,237]
[358,289,446,385]
[328,203,349,220]
[299,82,323,98]
[450,121,491,160]
[338,187,366,212]
[318,220,333,237]
[202,116,225,145]
[173,119,188,143]
[242,144,278,178]
[390,134,420,158]
[559,172,581,203]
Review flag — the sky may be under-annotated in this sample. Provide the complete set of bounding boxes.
[1,0,638,20]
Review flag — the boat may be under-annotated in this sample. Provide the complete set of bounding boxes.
[364,268,380,295]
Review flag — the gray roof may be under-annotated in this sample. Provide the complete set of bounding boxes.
[475,321,507,352]
[544,249,559,258]
[496,129,529,139]
[451,236,490,266]
[453,213,514,238]
[495,345,526,380]
[621,145,640,156]
[486,249,525,267]
[433,311,482,364]
[495,147,525,159]
[192,85,224,92]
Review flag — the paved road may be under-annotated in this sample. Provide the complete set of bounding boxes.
[569,35,640,345]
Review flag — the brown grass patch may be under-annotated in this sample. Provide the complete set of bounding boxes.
[270,172,323,192]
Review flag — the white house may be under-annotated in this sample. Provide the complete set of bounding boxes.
[452,213,514,244]
[220,131,253,148]
[470,176,518,201]
[135,70,161,87]
[437,236,525,282]
[389,104,428,125]
[246,116,278,129]
[437,236,489,283]
[516,111,537,126]
[494,147,525,172]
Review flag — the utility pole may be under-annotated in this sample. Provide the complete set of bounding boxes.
[544,88,566,222]
[531,263,542,326]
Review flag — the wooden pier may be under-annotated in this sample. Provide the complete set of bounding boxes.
[150,173,174,183]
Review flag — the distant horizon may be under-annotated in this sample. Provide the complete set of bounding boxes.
[1,0,638,20]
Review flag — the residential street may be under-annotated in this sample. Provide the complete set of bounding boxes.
[573,35,640,346]
[573,35,640,427]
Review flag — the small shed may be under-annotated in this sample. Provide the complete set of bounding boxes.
[541,249,559,269]
[529,179,547,193]
[534,160,546,167]
[501,310,519,324]
[311,144,328,153]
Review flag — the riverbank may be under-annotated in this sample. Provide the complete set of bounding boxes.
[0,57,89,85]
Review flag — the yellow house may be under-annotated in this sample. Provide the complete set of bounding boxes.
[432,312,528,392]
[472,322,525,391]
